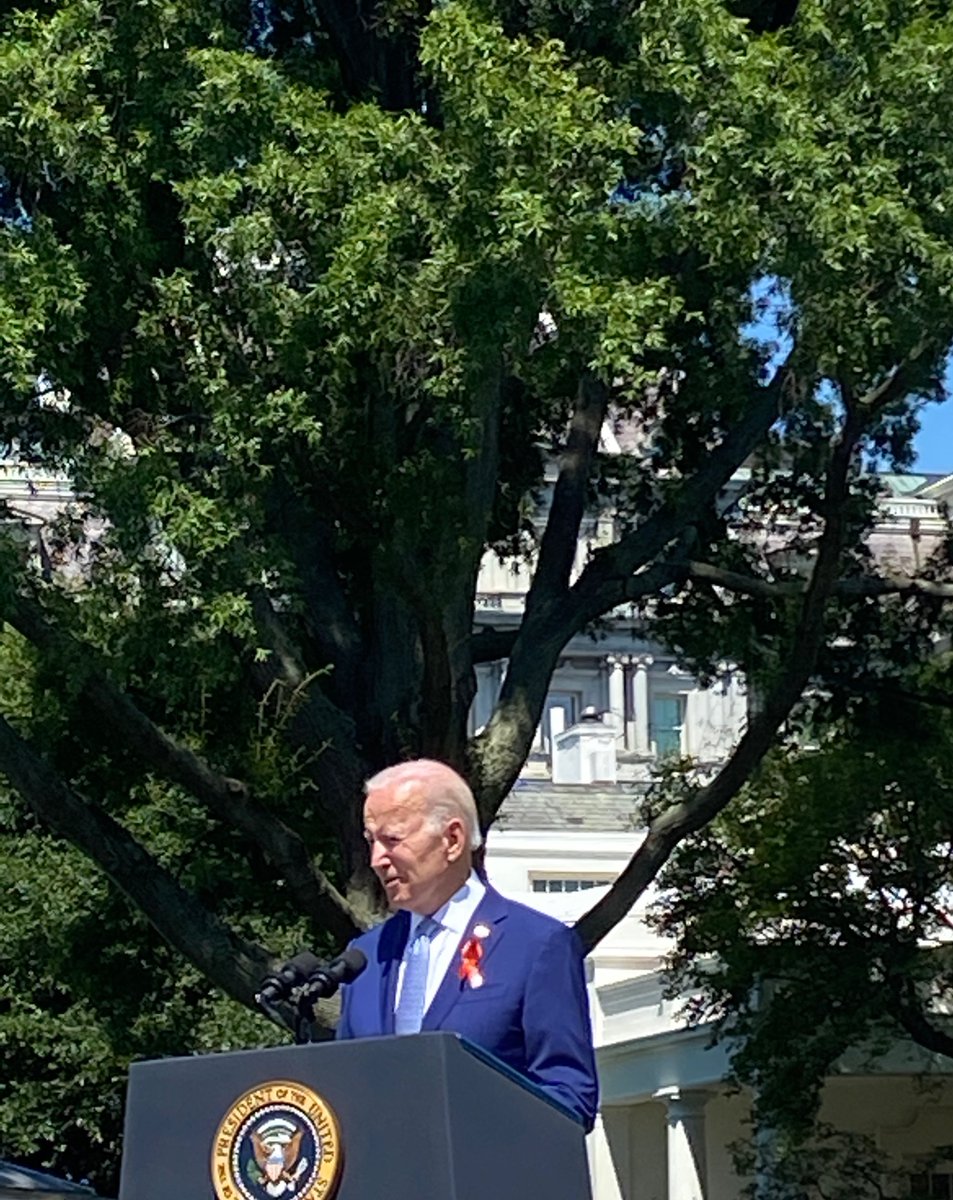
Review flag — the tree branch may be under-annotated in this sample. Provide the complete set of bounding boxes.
[7,595,366,944]
[870,684,953,713]
[887,974,953,1059]
[856,340,939,413]
[264,479,364,705]
[571,357,794,621]
[681,561,953,601]
[246,588,368,799]
[528,372,609,603]
[246,588,371,898]
[470,362,793,816]
[466,372,610,812]
[0,712,273,1009]
[470,626,518,664]
[575,405,864,952]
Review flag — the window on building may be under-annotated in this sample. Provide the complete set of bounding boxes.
[651,694,685,757]
[531,876,614,893]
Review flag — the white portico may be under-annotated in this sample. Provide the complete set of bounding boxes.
[486,784,953,1200]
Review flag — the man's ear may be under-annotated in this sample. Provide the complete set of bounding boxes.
[445,817,467,862]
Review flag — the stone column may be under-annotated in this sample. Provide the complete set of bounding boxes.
[622,657,635,751]
[654,1087,712,1200]
[633,655,653,754]
[587,1112,627,1200]
[682,689,696,759]
[606,655,625,737]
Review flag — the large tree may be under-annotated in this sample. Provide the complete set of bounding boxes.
[1,0,953,1089]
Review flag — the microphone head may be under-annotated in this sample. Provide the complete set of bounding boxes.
[285,950,324,979]
[256,950,323,1006]
[283,950,323,981]
[336,947,367,983]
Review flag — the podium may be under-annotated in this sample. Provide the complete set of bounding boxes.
[119,1032,592,1200]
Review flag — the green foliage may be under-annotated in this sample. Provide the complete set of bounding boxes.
[732,1124,935,1200]
[0,625,316,1189]
[654,662,953,1136]
[0,812,288,1197]
[0,0,953,1184]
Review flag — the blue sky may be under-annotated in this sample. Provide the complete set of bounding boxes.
[912,393,953,475]
[745,282,952,477]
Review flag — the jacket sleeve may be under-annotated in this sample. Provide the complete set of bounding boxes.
[521,922,599,1132]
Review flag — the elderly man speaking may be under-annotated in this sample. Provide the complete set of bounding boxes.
[336,759,598,1131]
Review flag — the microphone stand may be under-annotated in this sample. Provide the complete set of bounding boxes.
[293,991,317,1045]
[253,979,319,1044]
[257,950,366,1045]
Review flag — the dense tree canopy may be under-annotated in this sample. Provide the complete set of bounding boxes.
[655,658,953,1136]
[2,0,953,1183]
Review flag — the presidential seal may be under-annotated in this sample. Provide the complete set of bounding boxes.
[211,1080,342,1200]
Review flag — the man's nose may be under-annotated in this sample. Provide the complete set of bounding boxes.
[369,841,388,870]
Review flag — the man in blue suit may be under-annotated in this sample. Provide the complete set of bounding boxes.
[336,759,598,1131]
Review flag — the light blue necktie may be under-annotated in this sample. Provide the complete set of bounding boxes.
[394,916,441,1035]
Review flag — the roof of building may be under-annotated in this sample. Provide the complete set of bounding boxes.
[497,780,647,832]
[0,1162,107,1199]
[877,472,951,497]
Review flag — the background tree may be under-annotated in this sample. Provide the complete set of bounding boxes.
[2,0,953,1184]
[654,653,953,1139]
[731,1123,952,1200]
[0,626,288,1192]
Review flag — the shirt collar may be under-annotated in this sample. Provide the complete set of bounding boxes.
[409,871,486,938]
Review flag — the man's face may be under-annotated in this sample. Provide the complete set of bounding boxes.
[363,783,465,914]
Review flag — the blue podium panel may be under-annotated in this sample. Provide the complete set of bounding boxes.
[119,1032,592,1200]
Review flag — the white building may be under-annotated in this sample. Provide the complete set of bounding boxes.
[486,796,953,1200]
[477,468,953,1200]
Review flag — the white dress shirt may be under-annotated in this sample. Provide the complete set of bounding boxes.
[394,871,487,1015]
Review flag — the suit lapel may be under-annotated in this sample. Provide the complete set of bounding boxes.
[421,887,510,1032]
[379,911,411,1036]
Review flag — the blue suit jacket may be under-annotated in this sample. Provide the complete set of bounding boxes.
[336,886,598,1131]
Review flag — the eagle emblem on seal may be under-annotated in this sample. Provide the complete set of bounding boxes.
[211,1080,342,1200]
[249,1125,309,1196]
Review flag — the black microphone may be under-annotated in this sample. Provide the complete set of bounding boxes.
[299,947,367,1003]
[256,951,323,1007]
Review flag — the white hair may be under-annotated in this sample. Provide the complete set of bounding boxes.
[364,759,484,850]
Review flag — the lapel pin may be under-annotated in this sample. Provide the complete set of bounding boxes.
[458,926,489,989]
